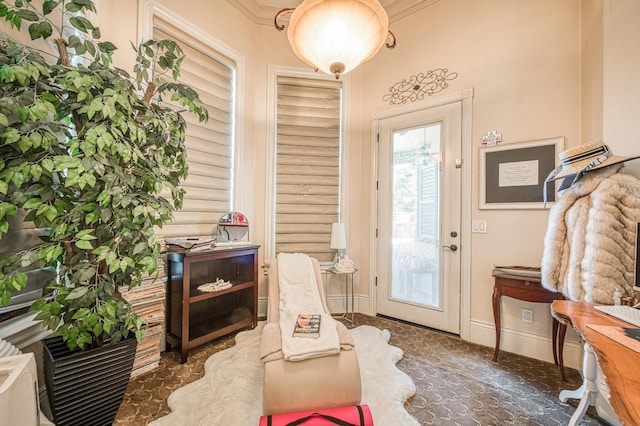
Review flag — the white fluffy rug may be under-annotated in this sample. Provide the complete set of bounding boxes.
[150,322,418,426]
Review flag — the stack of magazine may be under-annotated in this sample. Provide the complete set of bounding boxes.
[492,265,541,279]
[165,237,214,253]
[118,238,168,377]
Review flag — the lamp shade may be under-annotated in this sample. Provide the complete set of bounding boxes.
[330,222,347,250]
[287,0,390,79]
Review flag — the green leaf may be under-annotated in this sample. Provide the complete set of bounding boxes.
[44,205,57,222]
[68,34,82,48]
[75,240,94,250]
[98,41,116,53]
[66,287,89,300]
[71,307,91,318]
[28,21,53,40]
[69,16,94,33]
[43,1,58,15]
[15,10,39,21]
[82,202,96,212]
[75,229,94,239]
[41,158,54,172]
[23,198,42,209]
[93,322,103,336]
[132,242,146,255]
[1,292,10,307]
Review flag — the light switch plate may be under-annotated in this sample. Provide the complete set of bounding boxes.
[472,220,487,233]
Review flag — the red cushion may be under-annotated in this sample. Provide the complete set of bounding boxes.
[259,404,373,426]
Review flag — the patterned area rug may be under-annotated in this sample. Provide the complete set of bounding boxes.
[149,322,418,425]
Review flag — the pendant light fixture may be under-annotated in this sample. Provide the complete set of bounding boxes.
[275,0,396,79]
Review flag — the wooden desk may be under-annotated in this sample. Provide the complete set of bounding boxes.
[492,272,567,381]
[551,300,640,426]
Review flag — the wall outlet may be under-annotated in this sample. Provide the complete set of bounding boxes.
[521,308,534,324]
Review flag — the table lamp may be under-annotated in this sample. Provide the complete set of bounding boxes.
[330,222,347,264]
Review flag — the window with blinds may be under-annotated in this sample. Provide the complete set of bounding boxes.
[153,17,235,238]
[275,76,342,262]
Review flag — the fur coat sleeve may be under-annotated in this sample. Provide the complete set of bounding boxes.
[541,165,640,303]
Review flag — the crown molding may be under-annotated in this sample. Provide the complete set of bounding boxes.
[385,0,440,23]
[226,0,440,26]
[226,0,281,26]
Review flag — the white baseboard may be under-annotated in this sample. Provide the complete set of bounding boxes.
[469,319,582,370]
[260,297,582,370]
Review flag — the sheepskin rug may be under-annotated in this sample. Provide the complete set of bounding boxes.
[150,322,418,425]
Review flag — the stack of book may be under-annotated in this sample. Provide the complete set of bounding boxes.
[120,255,167,378]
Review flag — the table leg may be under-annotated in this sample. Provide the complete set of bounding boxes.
[552,318,559,365]
[558,322,567,381]
[492,284,501,362]
[560,343,598,426]
[349,273,354,323]
[552,318,568,381]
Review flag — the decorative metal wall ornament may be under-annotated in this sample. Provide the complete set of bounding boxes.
[382,68,459,104]
[481,130,502,146]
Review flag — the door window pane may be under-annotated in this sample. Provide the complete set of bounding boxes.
[391,124,441,307]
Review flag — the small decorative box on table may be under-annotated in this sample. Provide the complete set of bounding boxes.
[165,244,260,363]
[492,265,567,381]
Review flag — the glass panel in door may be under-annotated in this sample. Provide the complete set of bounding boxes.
[391,124,441,307]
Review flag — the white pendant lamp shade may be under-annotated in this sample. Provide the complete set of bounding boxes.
[286,0,390,79]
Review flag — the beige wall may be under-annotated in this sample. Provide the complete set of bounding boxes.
[350,0,583,362]
[68,0,638,365]
[603,0,640,175]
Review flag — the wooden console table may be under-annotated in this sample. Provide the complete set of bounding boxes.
[551,300,640,426]
[492,268,567,381]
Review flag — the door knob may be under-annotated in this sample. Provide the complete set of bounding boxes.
[442,244,458,252]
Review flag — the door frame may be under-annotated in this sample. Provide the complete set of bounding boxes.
[370,88,474,340]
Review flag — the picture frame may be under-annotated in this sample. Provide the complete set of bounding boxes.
[479,136,564,209]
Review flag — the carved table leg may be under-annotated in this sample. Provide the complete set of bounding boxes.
[492,283,501,362]
[558,322,567,381]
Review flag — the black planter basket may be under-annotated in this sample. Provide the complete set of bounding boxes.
[43,336,137,426]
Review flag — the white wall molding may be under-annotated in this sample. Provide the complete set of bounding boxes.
[226,0,440,26]
[469,319,582,370]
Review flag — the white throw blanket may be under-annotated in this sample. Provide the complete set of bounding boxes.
[277,253,340,361]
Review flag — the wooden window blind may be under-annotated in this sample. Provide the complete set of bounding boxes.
[275,76,342,262]
[153,17,235,238]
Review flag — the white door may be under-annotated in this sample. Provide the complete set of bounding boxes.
[376,101,462,334]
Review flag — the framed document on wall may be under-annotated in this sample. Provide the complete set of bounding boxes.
[479,136,564,209]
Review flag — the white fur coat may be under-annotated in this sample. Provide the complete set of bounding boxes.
[541,165,640,303]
